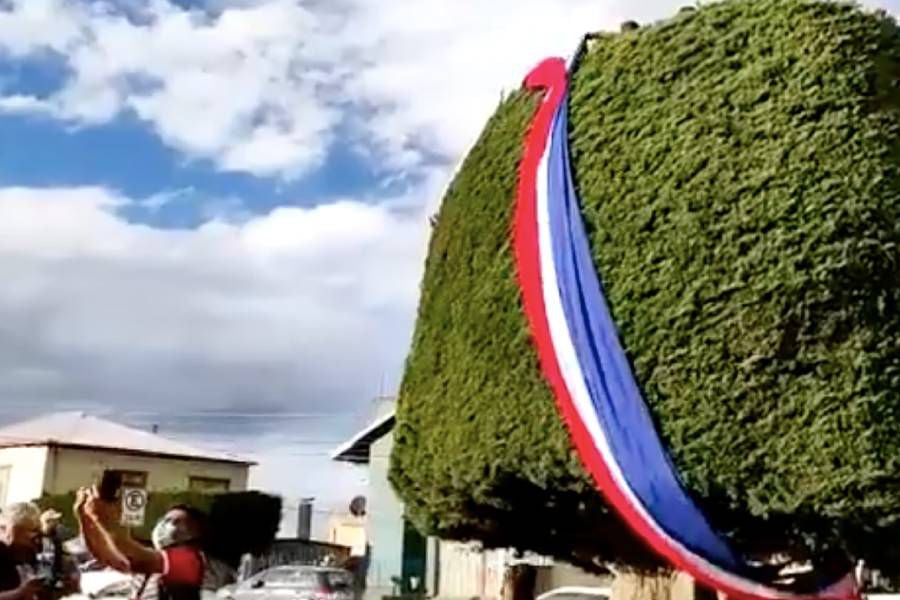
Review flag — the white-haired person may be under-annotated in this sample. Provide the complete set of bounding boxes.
[0,502,46,600]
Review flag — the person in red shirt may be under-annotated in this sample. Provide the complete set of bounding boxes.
[75,488,206,600]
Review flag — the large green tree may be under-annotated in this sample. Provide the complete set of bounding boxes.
[391,0,900,576]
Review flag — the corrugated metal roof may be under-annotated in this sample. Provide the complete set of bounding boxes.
[0,412,253,465]
[331,411,395,464]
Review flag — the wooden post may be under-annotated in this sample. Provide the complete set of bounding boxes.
[612,569,679,600]
[502,564,537,600]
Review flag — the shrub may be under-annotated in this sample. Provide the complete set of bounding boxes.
[391,0,900,573]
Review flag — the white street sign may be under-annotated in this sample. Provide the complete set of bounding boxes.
[121,488,147,527]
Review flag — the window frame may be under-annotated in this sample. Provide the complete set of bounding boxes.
[108,470,148,489]
[188,476,231,493]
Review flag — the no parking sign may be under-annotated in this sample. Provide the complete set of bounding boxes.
[121,488,147,527]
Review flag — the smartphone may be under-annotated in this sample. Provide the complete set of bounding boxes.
[98,470,122,502]
[33,558,54,588]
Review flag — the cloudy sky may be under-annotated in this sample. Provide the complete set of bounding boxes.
[2,0,898,531]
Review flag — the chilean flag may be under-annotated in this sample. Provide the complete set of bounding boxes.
[512,56,858,600]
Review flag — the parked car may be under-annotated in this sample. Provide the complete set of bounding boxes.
[537,586,612,600]
[219,566,353,600]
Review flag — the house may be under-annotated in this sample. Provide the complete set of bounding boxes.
[327,512,367,557]
[333,399,414,598]
[0,412,254,504]
[333,398,612,600]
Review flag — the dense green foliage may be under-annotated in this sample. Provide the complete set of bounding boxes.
[39,490,282,567]
[391,0,900,573]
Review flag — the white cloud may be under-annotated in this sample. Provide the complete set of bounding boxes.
[0,183,435,507]
[5,0,900,180]
[0,0,692,179]
[0,94,53,113]
[0,0,83,57]
[0,0,340,178]
[334,0,610,169]
[0,185,428,414]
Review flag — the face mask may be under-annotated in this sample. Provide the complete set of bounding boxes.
[151,520,194,550]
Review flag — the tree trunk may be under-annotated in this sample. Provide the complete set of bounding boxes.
[693,582,719,600]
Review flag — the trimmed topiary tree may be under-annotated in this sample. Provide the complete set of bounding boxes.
[391,0,900,578]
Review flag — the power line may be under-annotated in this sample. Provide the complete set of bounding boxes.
[126,412,356,418]
[0,411,358,419]
[280,452,391,458]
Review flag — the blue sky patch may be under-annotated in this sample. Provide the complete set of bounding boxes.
[0,52,69,98]
[0,108,408,229]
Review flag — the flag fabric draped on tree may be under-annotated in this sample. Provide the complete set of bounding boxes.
[512,56,858,600]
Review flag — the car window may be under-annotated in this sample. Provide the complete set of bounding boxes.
[241,567,293,589]
[283,571,318,589]
[262,568,299,586]
[322,571,352,590]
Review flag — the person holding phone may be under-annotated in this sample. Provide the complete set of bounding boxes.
[37,510,79,600]
[0,503,46,600]
[74,487,207,600]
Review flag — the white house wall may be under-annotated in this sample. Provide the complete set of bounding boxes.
[366,431,405,599]
[46,447,249,494]
[0,447,49,505]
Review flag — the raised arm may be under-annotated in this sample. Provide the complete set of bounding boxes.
[74,488,163,575]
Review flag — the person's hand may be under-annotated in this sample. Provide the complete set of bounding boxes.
[16,576,45,600]
[82,487,121,527]
[74,487,89,520]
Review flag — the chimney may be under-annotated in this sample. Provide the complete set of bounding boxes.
[297,498,313,540]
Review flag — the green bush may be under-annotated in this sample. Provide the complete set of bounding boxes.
[38,490,214,542]
[39,490,282,568]
[391,0,900,573]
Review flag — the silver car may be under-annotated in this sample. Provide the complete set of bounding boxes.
[537,586,612,600]
[226,566,354,600]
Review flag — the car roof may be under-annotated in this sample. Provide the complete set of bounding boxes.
[536,586,612,600]
[261,566,349,574]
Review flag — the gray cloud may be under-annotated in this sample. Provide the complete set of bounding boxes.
[0,187,429,445]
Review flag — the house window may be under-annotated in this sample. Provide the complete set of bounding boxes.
[0,466,11,506]
[188,476,230,493]
[109,470,148,489]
